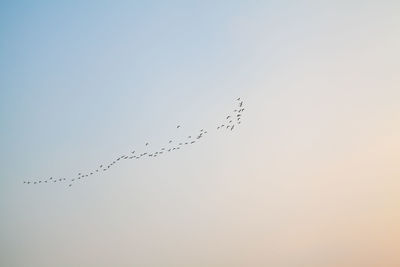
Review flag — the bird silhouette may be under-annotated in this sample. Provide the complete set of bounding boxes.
[24,97,246,188]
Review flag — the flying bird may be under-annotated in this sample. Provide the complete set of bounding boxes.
[24,97,246,188]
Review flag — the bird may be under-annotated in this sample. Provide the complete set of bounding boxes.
[69,184,72,187]
[24,97,246,188]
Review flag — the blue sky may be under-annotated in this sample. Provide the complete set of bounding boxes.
[1,1,400,266]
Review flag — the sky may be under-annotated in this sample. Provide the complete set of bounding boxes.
[1,1,400,266]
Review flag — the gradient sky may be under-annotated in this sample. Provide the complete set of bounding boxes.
[1,1,400,266]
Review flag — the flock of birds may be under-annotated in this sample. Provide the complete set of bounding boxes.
[23,98,245,188]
